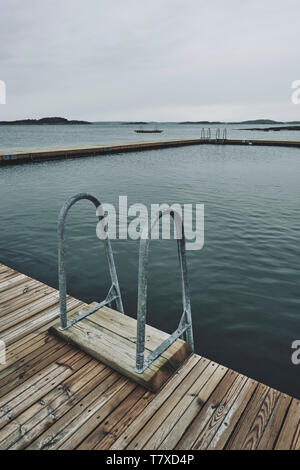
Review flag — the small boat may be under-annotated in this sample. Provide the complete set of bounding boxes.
[134,129,163,133]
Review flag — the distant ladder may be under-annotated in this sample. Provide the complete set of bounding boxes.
[200,128,212,141]
[201,127,227,143]
[215,128,227,143]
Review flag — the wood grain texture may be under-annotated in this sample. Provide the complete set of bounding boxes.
[50,304,191,392]
[0,262,299,450]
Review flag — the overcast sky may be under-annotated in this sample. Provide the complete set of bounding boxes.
[0,0,299,121]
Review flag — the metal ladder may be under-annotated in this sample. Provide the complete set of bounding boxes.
[201,127,227,144]
[135,208,194,373]
[58,195,194,374]
[58,193,124,330]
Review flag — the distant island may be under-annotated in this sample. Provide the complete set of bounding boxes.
[0,117,91,125]
[179,119,300,125]
[122,121,149,125]
[238,125,300,132]
[2,118,300,127]
[180,121,223,125]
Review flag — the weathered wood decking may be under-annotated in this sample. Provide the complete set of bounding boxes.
[1,137,300,165]
[51,302,191,392]
[0,263,299,450]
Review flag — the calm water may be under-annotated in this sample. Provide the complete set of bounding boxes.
[0,124,300,398]
[1,122,300,152]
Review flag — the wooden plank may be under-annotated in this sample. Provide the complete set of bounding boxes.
[91,305,188,355]
[0,279,47,306]
[149,361,228,450]
[110,355,200,450]
[0,334,58,383]
[59,380,138,449]
[0,350,90,429]
[0,282,54,318]
[92,389,154,450]
[0,274,28,294]
[0,291,60,333]
[0,271,18,282]
[0,266,13,275]
[50,305,191,392]
[239,387,280,450]
[0,346,80,407]
[9,352,91,424]
[293,421,300,450]
[27,373,127,450]
[90,306,190,369]
[0,297,83,345]
[52,316,167,389]
[225,382,269,449]
[158,364,226,450]
[0,362,94,449]
[3,362,110,450]
[0,301,88,360]
[127,357,211,450]
[275,399,300,450]
[176,370,239,449]
[192,374,249,449]
[0,332,55,377]
[257,393,292,450]
[0,346,78,420]
[77,386,147,450]
[0,339,67,398]
[207,378,258,450]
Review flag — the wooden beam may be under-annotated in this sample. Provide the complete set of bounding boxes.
[50,303,191,392]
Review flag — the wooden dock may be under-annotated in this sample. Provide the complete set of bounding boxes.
[1,137,300,165]
[0,262,299,450]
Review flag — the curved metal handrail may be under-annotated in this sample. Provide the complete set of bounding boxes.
[201,128,205,141]
[206,127,211,140]
[222,128,227,143]
[215,128,221,142]
[58,193,124,330]
[135,209,194,373]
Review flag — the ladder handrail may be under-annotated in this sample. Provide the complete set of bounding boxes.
[135,209,194,373]
[58,193,124,330]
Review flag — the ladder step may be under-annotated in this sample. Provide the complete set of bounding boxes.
[50,303,192,392]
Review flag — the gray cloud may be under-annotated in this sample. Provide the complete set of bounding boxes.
[0,0,299,121]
